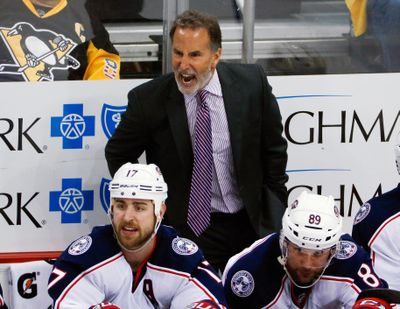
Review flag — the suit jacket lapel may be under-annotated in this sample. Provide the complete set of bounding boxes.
[165,82,193,170]
[218,63,244,168]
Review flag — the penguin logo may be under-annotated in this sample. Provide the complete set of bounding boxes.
[0,22,80,81]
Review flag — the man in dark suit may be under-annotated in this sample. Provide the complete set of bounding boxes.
[105,9,288,271]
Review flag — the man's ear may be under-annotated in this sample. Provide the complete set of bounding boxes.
[211,47,222,70]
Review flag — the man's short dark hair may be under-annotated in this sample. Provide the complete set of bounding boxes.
[170,10,222,52]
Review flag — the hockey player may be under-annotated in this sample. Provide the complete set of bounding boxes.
[48,163,227,309]
[0,284,8,309]
[0,0,120,81]
[352,133,400,291]
[222,191,388,309]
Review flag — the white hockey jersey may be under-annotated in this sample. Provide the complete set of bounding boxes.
[352,185,400,291]
[222,233,388,309]
[48,224,227,309]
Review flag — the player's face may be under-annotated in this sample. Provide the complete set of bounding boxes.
[111,198,156,250]
[285,242,332,286]
[172,26,221,95]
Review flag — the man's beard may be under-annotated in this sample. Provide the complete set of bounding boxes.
[175,67,213,95]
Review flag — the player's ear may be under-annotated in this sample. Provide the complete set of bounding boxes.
[160,202,167,219]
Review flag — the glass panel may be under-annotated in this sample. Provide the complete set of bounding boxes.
[94,0,400,77]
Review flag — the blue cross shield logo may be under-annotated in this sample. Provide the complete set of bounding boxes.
[50,178,94,223]
[100,178,111,214]
[51,104,95,149]
[101,104,127,139]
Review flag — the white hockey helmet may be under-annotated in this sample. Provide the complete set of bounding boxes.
[395,133,400,175]
[281,191,343,251]
[109,163,168,226]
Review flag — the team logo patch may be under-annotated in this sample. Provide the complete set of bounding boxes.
[68,235,92,255]
[231,270,255,297]
[103,58,118,79]
[172,237,198,255]
[335,240,357,259]
[354,203,371,225]
[0,22,79,81]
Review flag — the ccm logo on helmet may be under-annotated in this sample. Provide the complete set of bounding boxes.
[303,237,322,242]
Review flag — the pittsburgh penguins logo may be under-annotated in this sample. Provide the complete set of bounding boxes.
[0,22,80,81]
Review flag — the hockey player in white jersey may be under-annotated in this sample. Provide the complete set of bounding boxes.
[352,133,400,291]
[222,191,388,309]
[48,163,227,309]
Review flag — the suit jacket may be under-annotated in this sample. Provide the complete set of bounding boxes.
[105,62,288,236]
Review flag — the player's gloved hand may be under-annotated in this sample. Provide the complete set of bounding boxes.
[352,297,392,309]
[353,288,400,309]
[89,302,121,309]
[186,299,223,308]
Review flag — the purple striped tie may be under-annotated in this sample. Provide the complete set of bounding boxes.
[187,89,213,236]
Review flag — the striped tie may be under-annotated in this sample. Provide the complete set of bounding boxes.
[187,89,213,236]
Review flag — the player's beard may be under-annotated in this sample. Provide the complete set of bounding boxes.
[113,220,154,251]
[174,65,213,96]
[286,264,324,287]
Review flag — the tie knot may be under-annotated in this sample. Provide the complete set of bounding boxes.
[198,89,208,105]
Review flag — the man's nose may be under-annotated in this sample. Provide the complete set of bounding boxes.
[123,206,137,221]
[301,254,315,266]
[179,55,191,70]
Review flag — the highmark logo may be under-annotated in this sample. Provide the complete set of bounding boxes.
[49,178,94,223]
[50,104,95,149]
